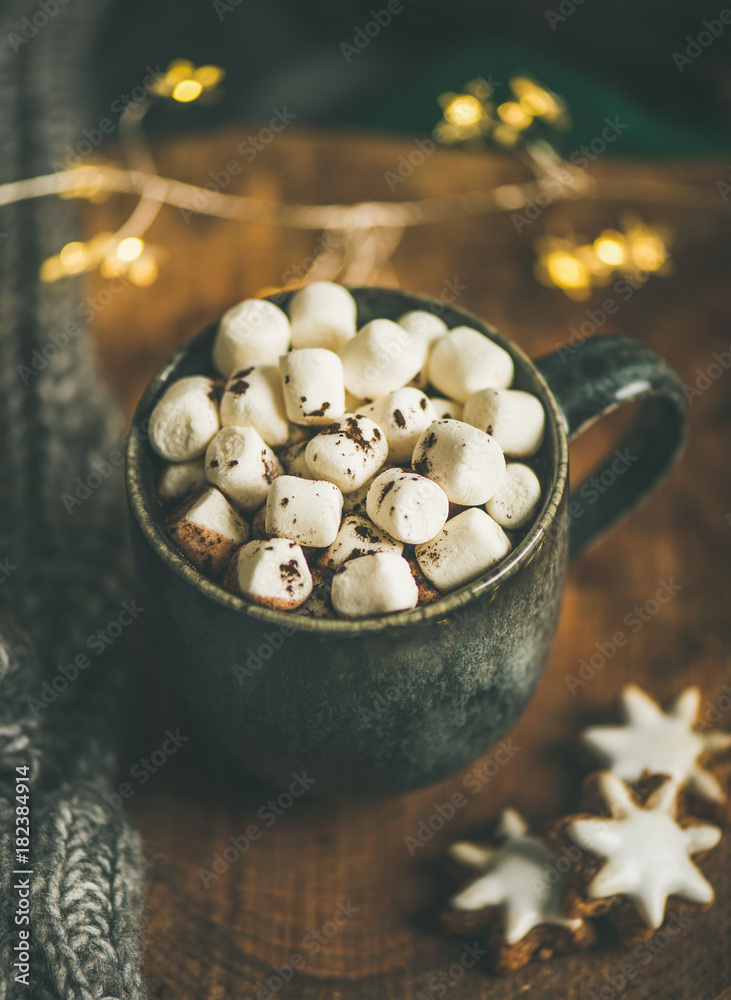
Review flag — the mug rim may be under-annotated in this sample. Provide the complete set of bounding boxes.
[125,288,569,636]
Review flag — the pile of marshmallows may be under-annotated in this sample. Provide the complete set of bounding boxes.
[150,282,546,619]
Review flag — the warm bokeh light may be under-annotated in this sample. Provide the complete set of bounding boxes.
[436,75,569,152]
[575,243,612,279]
[628,230,668,271]
[545,250,589,290]
[150,58,225,102]
[58,241,88,273]
[194,65,225,89]
[517,87,555,118]
[534,220,672,298]
[594,231,628,266]
[30,66,674,299]
[444,94,483,127]
[511,77,567,124]
[58,165,109,203]
[128,255,159,287]
[100,255,126,278]
[165,59,196,82]
[116,237,144,262]
[497,101,532,130]
[172,79,203,103]
[491,124,521,148]
[39,256,65,283]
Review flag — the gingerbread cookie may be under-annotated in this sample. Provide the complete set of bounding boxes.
[547,771,721,946]
[582,684,731,825]
[442,809,595,974]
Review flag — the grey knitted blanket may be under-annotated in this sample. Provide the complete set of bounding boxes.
[0,1,147,997]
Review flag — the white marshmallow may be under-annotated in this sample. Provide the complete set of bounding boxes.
[289,282,357,352]
[412,419,506,506]
[360,388,437,463]
[319,514,403,570]
[427,327,514,402]
[397,310,448,352]
[225,537,312,610]
[463,388,545,458]
[305,415,388,492]
[265,475,343,547]
[339,319,426,399]
[415,508,512,593]
[149,376,220,462]
[157,458,207,503]
[205,426,283,513]
[366,468,449,544]
[398,310,448,387]
[485,463,542,530]
[167,486,249,578]
[278,440,314,479]
[213,299,291,376]
[429,397,463,421]
[279,348,346,426]
[220,363,290,448]
[331,552,418,619]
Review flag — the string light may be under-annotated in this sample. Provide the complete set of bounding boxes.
[510,76,569,126]
[172,79,203,103]
[437,79,496,145]
[444,94,483,128]
[534,220,673,300]
[41,234,162,286]
[496,101,533,130]
[57,162,112,203]
[36,58,226,287]
[436,75,570,151]
[148,59,225,102]
[593,229,628,266]
[0,63,715,294]
[115,236,144,262]
[58,241,88,274]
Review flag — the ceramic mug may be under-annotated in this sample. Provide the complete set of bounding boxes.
[126,288,687,800]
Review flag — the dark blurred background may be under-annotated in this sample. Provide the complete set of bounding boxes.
[91,0,731,156]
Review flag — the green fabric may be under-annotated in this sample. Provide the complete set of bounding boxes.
[349,36,731,157]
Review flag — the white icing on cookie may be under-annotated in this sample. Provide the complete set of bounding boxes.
[583,684,731,803]
[568,773,721,929]
[449,809,584,945]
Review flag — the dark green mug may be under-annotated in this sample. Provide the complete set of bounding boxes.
[126,288,687,799]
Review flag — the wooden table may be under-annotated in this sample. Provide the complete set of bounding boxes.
[84,129,731,1000]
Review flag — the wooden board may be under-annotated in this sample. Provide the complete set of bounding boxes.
[83,128,731,1000]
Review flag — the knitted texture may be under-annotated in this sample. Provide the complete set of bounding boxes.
[0,1,147,996]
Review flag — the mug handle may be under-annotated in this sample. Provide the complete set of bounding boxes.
[535,335,689,559]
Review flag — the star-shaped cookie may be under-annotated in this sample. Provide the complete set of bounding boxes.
[551,772,721,945]
[442,808,595,974]
[583,685,731,822]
